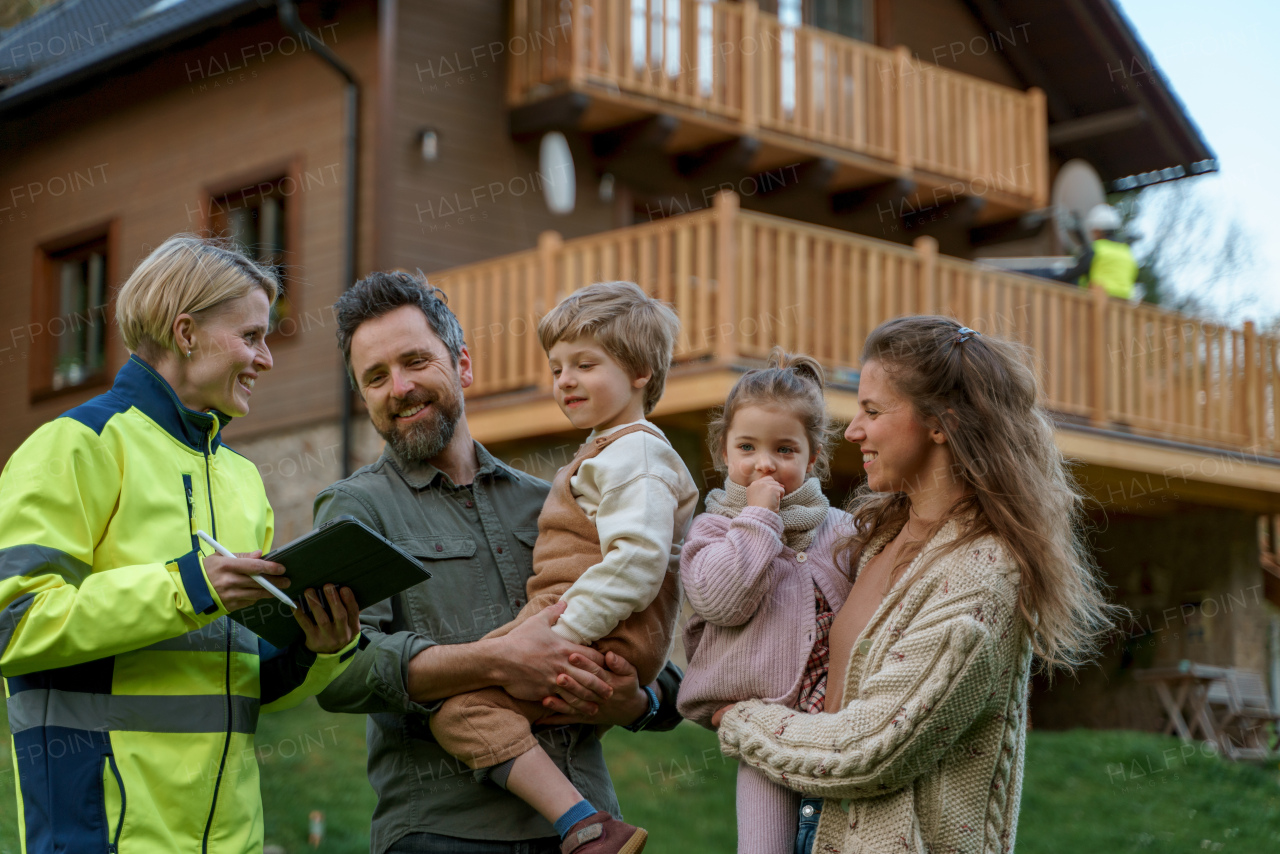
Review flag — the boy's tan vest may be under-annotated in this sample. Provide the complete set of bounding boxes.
[525,423,680,684]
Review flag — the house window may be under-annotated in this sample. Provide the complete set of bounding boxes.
[807,0,871,41]
[43,237,109,393]
[209,177,291,331]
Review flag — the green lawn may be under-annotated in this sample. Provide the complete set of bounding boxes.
[1,699,1278,852]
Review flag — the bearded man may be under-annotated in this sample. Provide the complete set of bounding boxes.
[313,271,684,854]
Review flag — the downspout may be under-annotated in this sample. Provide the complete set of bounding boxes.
[278,0,360,477]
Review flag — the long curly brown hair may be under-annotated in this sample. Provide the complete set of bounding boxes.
[841,315,1120,673]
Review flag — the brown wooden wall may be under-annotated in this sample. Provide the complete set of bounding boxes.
[384,0,628,279]
[889,0,1025,88]
[0,2,380,461]
[0,0,1037,466]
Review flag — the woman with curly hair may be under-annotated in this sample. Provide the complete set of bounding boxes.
[711,316,1118,854]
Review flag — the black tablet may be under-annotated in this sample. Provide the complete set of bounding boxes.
[228,514,431,649]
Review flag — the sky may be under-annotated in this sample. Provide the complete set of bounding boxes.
[1116,0,1280,325]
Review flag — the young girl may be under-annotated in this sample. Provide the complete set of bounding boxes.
[712,317,1118,854]
[678,349,855,854]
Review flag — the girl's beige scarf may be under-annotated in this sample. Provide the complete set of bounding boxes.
[704,476,830,552]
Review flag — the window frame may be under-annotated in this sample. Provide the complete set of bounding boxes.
[199,158,305,342]
[29,220,119,403]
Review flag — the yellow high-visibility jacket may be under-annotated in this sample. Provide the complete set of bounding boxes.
[1079,238,1138,299]
[0,355,358,853]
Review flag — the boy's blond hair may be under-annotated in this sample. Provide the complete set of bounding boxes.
[116,235,278,361]
[537,281,680,415]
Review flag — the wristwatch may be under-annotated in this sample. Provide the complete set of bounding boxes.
[622,684,660,732]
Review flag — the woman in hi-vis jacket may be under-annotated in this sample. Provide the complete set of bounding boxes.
[0,236,362,853]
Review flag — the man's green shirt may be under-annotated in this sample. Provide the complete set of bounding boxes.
[315,441,680,852]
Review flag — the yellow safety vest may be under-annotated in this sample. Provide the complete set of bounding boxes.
[0,355,357,853]
[1079,238,1138,299]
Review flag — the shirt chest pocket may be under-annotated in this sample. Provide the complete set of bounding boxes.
[511,527,539,578]
[396,535,499,643]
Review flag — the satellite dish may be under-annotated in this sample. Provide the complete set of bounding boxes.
[1051,159,1106,253]
[540,132,576,215]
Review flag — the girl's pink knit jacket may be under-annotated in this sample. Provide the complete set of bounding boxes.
[676,505,855,728]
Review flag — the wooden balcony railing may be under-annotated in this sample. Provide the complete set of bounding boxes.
[509,0,1049,207]
[431,192,1279,459]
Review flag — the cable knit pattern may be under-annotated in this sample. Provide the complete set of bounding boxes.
[717,516,1031,854]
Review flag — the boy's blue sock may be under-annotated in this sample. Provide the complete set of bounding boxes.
[553,799,597,839]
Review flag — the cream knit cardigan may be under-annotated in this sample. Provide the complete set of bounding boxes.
[718,515,1033,854]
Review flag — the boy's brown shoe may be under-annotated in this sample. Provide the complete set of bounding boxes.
[558,811,647,854]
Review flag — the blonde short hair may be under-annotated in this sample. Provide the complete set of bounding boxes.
[116,235,279,360]
[536,281,680,415]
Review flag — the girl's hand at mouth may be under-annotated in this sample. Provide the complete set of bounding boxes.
[746,476,785,511]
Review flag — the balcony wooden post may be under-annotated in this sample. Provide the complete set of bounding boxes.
[1028,87,1049,207]
[538,230,563,390]
[1244,320,1260,451]
[1089,283,1109,428]
[893,45,912,170]
[715,190,741,365]
[569,0,585,87]
[742,1,758,131]
[913,235,938,314]
[508,0,527,105]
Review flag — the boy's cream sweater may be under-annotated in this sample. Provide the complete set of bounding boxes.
[552,419,699,645]
[718,514,1033,854]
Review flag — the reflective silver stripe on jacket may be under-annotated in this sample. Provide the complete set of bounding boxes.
[140,618,258,654]
[0,544,94,585]
[7,690,260,734]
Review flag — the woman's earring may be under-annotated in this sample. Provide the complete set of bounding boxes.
[186,349,192,358]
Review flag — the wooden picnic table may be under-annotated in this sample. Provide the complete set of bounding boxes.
[1133,661,1230,744]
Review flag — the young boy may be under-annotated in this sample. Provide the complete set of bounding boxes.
[430,281,699,854]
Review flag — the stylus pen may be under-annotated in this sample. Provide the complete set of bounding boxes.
[196,529,298,609]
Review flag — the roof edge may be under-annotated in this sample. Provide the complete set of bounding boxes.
[0,0,274,116]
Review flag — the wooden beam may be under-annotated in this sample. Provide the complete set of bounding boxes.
[508,91,591,140]
[1056,428,1280,509]
[1048,106,1147,146]
[592,114,680,161]
[832,178,917,216]
[758,157,837,198]
[748,157,837,220]
[969,211,1049,247]
[902,194,985,233]
[675,136,761,183]
[1074,462,1280,515]
[588,115,683,196]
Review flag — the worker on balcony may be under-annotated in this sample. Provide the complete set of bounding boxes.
[1055,204,1139,299]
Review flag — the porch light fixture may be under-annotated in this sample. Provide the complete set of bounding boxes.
[419,129,439,162]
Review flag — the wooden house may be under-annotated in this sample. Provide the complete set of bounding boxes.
[1,0,1275,731]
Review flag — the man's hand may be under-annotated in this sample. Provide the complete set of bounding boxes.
[539,650,651,726]
[203,550,288,612]
[494,601,610,704]
[294,584,361,654]
[710,703,736,729]
[745,476,785,510]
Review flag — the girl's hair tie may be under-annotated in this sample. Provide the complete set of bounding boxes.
[956,326,979,343]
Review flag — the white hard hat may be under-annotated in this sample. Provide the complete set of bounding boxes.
[1085,204,1121,233]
